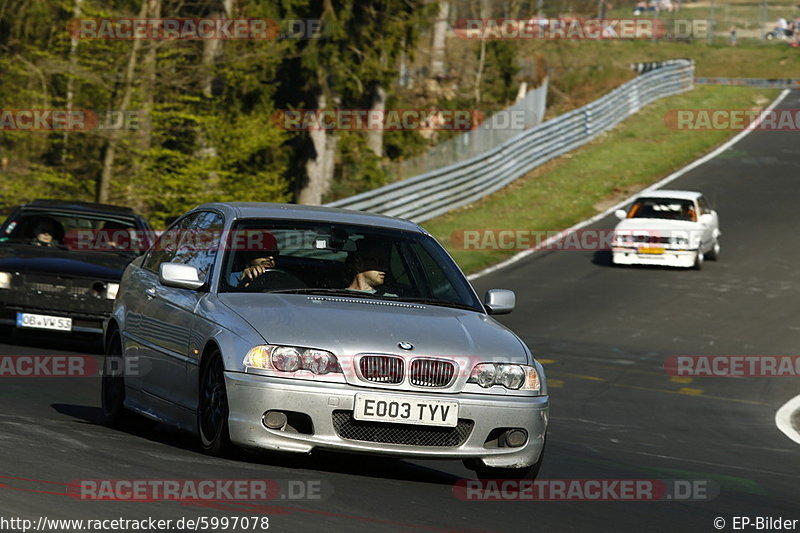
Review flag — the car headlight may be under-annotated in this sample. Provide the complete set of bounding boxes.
[468,363,540,392]
[613,233,633,244]
[0,272,10,289]
[106,282,120,300]
[244,345,341,376]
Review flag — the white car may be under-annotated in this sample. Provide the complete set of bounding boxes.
[612,190,720,269]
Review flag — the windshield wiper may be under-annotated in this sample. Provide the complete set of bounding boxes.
[266,288,386,299]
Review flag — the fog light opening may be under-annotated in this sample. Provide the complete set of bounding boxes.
[262,411,288,430]
[503,429,528,448]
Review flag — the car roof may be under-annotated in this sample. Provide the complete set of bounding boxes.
[24,199,138,216]
[635,190,702,201]
[195,202,426,233]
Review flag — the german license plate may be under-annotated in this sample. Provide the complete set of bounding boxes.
[16,312,72,331]
[353,394,459,427]
[639,247,665,255]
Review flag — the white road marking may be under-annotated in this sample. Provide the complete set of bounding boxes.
[775,394,800,446]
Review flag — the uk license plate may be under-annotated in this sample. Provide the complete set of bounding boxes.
[353,394,459,427]
[16,312,72,331]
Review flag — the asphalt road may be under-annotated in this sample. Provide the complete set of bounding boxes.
[1,91,799,533]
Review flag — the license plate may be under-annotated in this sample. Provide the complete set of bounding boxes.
[16,312,72,332]
[639,247,665,255]
[353,394,459,427]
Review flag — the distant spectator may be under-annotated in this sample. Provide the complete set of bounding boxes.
[729,25,737,46]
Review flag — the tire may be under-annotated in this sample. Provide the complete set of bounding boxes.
[692,250,704,270]
[198,349,231,455]
[706,239,720,261]
[101,332,128,426]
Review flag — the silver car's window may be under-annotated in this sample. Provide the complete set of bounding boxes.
[627,198,697,221]
[142,210,224,283]
[219,220,483,312]
[142,212,199,272]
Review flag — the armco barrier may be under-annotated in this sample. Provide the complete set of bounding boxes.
[325,59,694,223]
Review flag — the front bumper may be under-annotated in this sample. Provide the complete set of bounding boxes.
[225,371,548,469]
[612,247,697,268]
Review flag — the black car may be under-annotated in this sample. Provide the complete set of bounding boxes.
[0,199,153,335]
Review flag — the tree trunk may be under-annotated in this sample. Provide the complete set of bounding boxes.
[298,93,338,205]
[96,0,147,204]
[430,1,449,78]
[366,85,386,157]
[474,0,491,104]
[61,0,83,164]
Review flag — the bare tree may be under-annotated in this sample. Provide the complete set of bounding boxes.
[298,92,339,205]
[61,0,84,164]
[430,1,449,78]
[97,0,147,204]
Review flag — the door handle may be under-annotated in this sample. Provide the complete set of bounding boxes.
[145,287,157,299]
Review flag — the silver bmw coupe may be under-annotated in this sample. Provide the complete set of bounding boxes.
[103,203,548,478]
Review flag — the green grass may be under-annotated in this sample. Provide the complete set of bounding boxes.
[525,39,800,117]
[421,85,779,274]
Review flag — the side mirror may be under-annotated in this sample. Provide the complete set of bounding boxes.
[614,209,627,220]
[699,213,713,225]
[159,263,204,290]
[484,289,515,315]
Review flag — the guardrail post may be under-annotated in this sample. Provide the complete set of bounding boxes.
[584,104,593,137]
[628,83,640,115]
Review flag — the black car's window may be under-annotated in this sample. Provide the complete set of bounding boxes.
[0,209,140,253]
[218,220,483,312]
[627,198,697,222]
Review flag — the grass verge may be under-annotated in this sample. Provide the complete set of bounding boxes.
[421,85,780,274]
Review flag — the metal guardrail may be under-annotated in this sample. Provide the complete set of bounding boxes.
[326,59,695,224]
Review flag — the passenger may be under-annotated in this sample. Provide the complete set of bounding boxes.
[346,238,395,296]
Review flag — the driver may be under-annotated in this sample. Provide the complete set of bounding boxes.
[30,217,63,247]
[237,232,280,289]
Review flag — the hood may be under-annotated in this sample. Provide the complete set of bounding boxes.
[217,293,529,362]
[0,243,134,280]
[614,217,701,234]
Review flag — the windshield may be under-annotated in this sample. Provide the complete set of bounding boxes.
[626,198,697,221]
[219,220,484,312]
[0,209,143,255]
